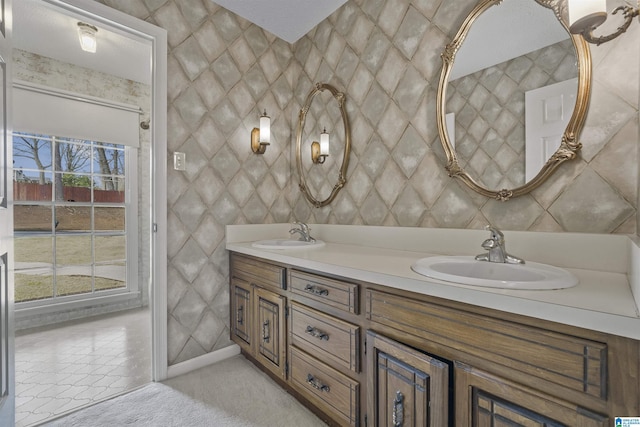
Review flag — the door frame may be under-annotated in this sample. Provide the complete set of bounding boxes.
[45,0,168,381]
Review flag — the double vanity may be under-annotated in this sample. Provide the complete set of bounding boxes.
[226,224,640,426]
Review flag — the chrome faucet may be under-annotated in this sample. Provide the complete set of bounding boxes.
[289,222,315,243]
[475,225,524,264]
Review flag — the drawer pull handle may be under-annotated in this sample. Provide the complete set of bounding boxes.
[262,320,270,343]
[304,284,329,296]
[237,306,244,325]
[392,391,404,427]
[306,374,330,392]
[305,325,329,341]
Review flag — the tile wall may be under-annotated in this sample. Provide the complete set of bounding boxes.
[97,0,639,364]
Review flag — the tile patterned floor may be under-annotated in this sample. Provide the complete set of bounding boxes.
[15,308,151,426]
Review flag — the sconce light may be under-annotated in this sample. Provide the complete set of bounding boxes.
[568,0,639,45]
[311,127,330,164]
[77,22,98,53]
[251,110,270,154]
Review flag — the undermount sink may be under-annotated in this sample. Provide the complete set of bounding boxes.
[252,239,325,250]
[411,256,578,290]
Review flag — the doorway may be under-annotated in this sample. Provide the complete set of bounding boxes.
[8,0,167,424]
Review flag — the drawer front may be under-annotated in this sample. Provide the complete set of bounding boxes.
[290,270,358,314]
[366,290,608,400]
[290,302,360,373]
[231,253,285,290]
[290,347,359,426]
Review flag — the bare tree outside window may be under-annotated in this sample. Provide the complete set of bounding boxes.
[13,136,51,184]
[95,142,124,191]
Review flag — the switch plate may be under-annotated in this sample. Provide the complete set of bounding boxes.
[173,152,186,171]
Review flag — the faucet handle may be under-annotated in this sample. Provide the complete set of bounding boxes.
[484,225,504,242]
[294,221,309,232]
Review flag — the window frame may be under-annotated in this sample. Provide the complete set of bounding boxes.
[12,132,139,310]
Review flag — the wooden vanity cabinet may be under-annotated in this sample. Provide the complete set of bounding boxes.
[228,252,640,426]
[365,288,639,424]
[230,254,287,380]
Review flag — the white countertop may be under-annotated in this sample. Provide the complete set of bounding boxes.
[226,224,640,341]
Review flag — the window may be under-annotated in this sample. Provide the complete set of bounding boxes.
[12,132,137,305]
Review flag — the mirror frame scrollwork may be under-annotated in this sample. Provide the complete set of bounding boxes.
[436,0,592,201]
[296,82,351,207]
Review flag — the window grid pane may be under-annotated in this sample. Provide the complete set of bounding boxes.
[13,132,129,303]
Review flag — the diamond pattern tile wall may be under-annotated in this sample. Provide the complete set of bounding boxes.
[447,40,575,190]
[98,0,638,365]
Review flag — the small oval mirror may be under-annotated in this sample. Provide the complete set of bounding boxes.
[296,83,351,207]
[436,0,592,200]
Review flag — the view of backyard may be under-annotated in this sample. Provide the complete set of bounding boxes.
[12,133,130,304]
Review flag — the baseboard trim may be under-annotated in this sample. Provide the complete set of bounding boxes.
[166,344,241,379]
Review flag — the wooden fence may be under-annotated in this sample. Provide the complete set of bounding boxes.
[14,182,124,203]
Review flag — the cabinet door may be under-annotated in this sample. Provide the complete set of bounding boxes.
[230,277,252,355]
[455,362,608,426]
[255,287,286,380]
[367,331,449,427]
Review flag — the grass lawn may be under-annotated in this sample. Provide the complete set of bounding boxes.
[15,234,126,302]
[15,235,125,264]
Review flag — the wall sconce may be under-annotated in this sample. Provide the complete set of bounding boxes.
[311,128,329,164]
[251,110,270,154]
[568,0,639,45]
[77,22,98,53]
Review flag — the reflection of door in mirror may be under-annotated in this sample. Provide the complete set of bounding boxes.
[445,0,576,191]
[525,78,577,182]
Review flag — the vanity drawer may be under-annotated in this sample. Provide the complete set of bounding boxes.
[290,302,360,373]
[366,289,608,400]
[290,270,358,314]
[290,347,359,426]
[230,253,285,290]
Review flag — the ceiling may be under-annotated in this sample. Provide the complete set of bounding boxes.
[450,0,569,80]
[12,0,567,86]
[13,0,152,85]
[12,0,346,86]
[210,0,347,43]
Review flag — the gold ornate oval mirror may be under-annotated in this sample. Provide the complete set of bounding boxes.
[296,83,351,207]
[436,0,591,200]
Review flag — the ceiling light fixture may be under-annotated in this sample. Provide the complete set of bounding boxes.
[77,22,98,53]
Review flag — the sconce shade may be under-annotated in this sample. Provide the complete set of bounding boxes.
[251,110,270,154]
[320,128,329,156]
[259,110,270,143]
[77,22,98,53]
[568,0,607,34]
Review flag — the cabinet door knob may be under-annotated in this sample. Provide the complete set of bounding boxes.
[392,391,404,427]
[305,325,329,341]
[306,374,330,392]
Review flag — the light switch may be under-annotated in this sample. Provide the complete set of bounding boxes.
[173,152,186,171]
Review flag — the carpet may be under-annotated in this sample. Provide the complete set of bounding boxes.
[43,355,327,427]
[44,382,248,427]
